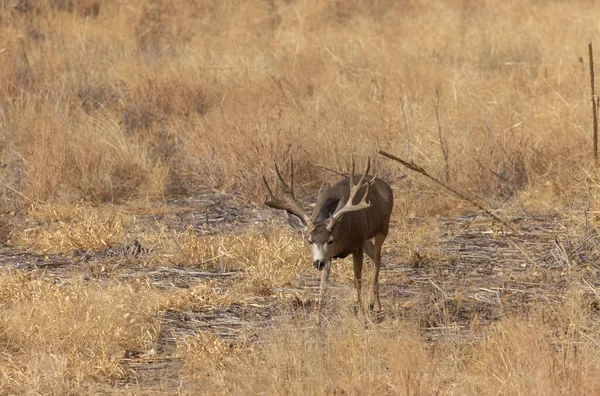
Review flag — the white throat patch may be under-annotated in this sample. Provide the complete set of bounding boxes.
[311,243,329,262]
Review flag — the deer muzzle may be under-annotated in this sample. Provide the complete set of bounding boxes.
[313,259,327,271]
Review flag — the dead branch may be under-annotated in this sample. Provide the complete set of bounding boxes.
[378,150,519,234]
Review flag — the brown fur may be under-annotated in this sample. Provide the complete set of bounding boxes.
[309,175,393,313]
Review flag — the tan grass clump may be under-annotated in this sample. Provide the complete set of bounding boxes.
[223,227,308,294]
[464,288,600,394]
[163,225,308,294]
[17,203,127,254]
[182,311,447,394]
[0,271,160,394]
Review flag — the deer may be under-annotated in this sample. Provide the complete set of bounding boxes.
[262,157,394,313]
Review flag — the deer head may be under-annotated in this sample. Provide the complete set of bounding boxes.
[263,157,374,271]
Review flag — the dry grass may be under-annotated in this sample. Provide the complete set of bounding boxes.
[16,203,127,253]
[146,225,311,295]
[182,314,437,394]
[0,0,596,209]
[1,0,600,394]
[181,288,600,395]
[0,271,161,394]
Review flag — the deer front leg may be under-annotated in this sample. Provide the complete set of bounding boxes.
[318,260,331,308]
[353,247,364,314]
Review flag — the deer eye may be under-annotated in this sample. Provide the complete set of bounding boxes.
[307,240,314,245]
[327,240,334,245]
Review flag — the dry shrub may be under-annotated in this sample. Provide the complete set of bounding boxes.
[156,225,308,294]
[0,214,16,246]
[223,227,308,293]
[2,98,161,203]
[0,271,159,394]
[165,226,227,268]
[180,286,600,395]
[17,203,127,253]
[182,312,446,394]
[389,193,447,264]
[181,331,248,382]
[464,288,600,394]
[172,280,246,309]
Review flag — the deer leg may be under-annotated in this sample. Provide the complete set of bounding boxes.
[318,260,331,308]
[370,233,386,312]
[363,239,376,312]
[353,246,364,313]
[363,239,375,263]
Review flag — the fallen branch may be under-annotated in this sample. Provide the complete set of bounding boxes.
[153,268,238,277]
[378,150,519,234]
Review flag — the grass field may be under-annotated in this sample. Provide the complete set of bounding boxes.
[1,0,600,394]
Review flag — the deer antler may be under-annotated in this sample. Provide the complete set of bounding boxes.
[326,156,373,232]
[263,159,314,228]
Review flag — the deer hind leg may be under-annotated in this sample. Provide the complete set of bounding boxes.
[368,233,386,313]
[352,246,364,313]
[363,239,377,312]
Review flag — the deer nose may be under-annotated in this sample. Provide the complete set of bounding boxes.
[314,260,325,271]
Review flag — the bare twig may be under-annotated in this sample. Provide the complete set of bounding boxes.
[3,183,32,202]
[553,236,572,269]
[378,150,518,234]
[509,240,549,275]
[582,278,600,301]
[433,88,449,182]
[469,93,514,176]
[311,163,347,176]
[400,97,413,161]
[481,120,512,166]
[473,157,511,182]
[428,278,447,298]
[589,42,598,163]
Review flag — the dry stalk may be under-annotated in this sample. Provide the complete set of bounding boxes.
[378,150,518,234]
[311,163,346,177]
[433,88,449,182]
[399,97,413,161]
[481,115,512,166]
[469,93,517,184]
[589,42,598,163]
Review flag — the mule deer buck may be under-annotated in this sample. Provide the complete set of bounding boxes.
[262,157,394,313]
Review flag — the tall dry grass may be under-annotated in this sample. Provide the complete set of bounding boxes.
[182,287,600,395]
[0,0,597,213]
